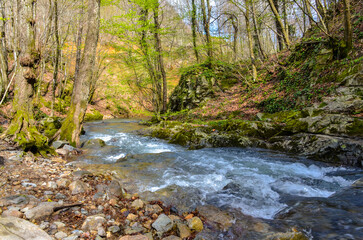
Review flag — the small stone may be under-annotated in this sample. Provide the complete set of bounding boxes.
[56,178,71,188]
[109,199,117,206]
[95,236,103,240]
[81,215,106,232]
[187,217,203,232]
[52,141,68,149]
[55,193,67,199]
[25,202,60,220]
[145,204,162,214]
[63,144,75,152]
[108,225,120,233]
[55,231,68,240]
[44,191,54,196]
[71,230,83,236]
[184,214,193,220]
[39,221,50,230]
[54,221,66,229]
[47,181,58,189]
[56,148,69,156]
[127,213,138,221]
[69,180,88,195]
[177,223,191,239]
[106,180,125,197]
[119,235,148,240]
[162,236,181,240]
[152,214,173,233]
[131,199,144,210]
[98,226,106,237]
[63,235,79,240]
[1,209,23,218]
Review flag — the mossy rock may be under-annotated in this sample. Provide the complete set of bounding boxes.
[84,109,103,122]
[81,138,106,148]
[346,118,363,136]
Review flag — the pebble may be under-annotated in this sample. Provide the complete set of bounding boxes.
[47,181,58,189]
[55,231,68,240]
[131,199,144,210]
[1,209,23,218]
[54,221,66,229]
[108,225,120,233]
[98,226,106,237]
[40,221,50,229]
[187,217,203,232]
[152,214,173,233]
[55,193,67,199]
[127,213,138,221]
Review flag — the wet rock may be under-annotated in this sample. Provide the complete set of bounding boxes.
[81,139,106,148]
[187,217,203,232]
[55,231,68,239]
[25,202,60,220]
[197,205,234,231]
[81,214,106,232]
[0,216,52,240]
[119,235,149,240]
[177,223,191,239]
[1,209,23,218]
[131,199,144,210]
[152,214,173,233]
[69,180,88,195]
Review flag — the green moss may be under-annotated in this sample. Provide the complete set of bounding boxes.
[169,132,189,146]
[151,127,172,140]
[84,109,103,122]
[346,118,363,136]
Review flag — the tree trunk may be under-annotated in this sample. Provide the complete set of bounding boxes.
[201,0,212,64]
[303,0,313,27]
[51,0,61,117]
[74,0,85,82]
[267,0,290,49]
[251,1,266,59]
[245,0,257,81]
[153,1,167,114]
[4,0,48,153]
[191,0,199,62]
[0,0,8,96]
[342,0,352,52]
[58,0,100,147]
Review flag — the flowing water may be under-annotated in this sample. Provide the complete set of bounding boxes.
[76,119,363,238]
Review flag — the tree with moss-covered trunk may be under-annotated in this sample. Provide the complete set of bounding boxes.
[58,0,100,147]
[2,0,48,152]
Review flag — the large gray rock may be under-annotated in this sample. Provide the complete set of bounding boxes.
[0,216,52,240]
[25,202,60,220]
[152,214,173,233]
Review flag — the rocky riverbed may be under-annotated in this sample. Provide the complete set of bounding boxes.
[0,139,310,240]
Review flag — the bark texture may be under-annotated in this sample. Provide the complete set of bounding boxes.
[5,0,48,152]
[59,0,100,147]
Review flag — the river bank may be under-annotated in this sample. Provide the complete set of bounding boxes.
[1,138,312,240]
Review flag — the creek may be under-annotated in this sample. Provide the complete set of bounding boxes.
[75,119,363,239]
